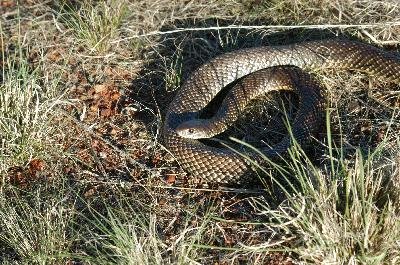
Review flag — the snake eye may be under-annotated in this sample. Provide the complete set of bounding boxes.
[188,128,194,134]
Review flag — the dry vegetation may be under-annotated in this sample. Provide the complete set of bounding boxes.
[0,0,399,264]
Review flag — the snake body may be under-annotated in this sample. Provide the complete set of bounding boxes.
[163,39,400,183]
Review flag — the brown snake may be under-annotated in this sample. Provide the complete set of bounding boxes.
[163,39,400,183]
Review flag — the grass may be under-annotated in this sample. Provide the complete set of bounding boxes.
[78,193,215,265]
[56,0,128,53]
[0,22,64,174]
[79,198,167,265]
[0,184,75,264]
[242,137,400,264]
[0,0,399,264]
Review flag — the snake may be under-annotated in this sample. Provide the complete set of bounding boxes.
[163,39,400,183]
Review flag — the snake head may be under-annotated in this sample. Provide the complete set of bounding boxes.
[175,119,210,139]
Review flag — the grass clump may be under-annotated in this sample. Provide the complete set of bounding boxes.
[57,0,128,54]
[79,194,212,265]
[288,150,398,264]
[233,122,400,264]
[82,207,165,265]
[0,27,63,174]
[0,185,76,264]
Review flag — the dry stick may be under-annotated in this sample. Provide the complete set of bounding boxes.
[73,178,266,194]
[111,22,400,44]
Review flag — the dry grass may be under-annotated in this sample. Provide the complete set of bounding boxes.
[0,184,75,265]
[56,0,128,53]
[0,0,399,264]
[0,19,66,174]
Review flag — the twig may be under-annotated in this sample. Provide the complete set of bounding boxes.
[71,177,267,194]
[112,22,400,44]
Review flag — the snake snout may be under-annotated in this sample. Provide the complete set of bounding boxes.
[175,119,210,139]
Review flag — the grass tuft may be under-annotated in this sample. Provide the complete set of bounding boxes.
[0,24,63,174]
[0,185,76,264]
[57,0,128,53]
[231,116,400,264]
[79,194,212,265]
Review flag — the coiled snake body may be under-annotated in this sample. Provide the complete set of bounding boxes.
[163,39,400,183]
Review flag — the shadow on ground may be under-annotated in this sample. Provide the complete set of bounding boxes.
[123,18,367,188]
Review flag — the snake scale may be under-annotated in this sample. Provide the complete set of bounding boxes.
[163,39,400,183]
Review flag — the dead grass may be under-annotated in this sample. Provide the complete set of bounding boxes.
[56,0,128,53]
[234,134,400,264]
[0,18,66,174]
[0,184,75,265]
[0,0,399,264]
